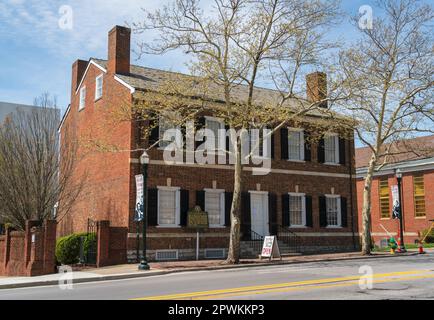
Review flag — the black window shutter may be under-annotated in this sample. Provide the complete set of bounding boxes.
[341,197,348,228]
[241,192,251,239]
[282,194,290,227]
[149,115,159,146]
[147,188,158,226]
[319,196,327,227]
[196,190,205,211]
[225,192,233,227]
[304,131,311,162]
[225,125,230,153]
[280,128,289,160]
[317,138,325,163]
[269,128,275,159]
[339,137,346,165]
[180,190,190,226]
[268,193,277,235]
[305,195,313,227]
[195,116,206,149]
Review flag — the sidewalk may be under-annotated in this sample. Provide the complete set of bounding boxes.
[0,250,422,290]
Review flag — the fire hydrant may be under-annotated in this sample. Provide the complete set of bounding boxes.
[389,237,398,254]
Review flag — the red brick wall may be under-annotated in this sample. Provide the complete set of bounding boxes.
[357,169,434,245]
[58,62,133,237]
[0,221,57,277]
[96,220,128,267]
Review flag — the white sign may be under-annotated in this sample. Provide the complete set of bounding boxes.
[260,236,281,260]
[391,185,400,219]
[134,174,144,222]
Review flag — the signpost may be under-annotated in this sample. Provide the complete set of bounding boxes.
[260,236,281,261]
[188,206,209,260]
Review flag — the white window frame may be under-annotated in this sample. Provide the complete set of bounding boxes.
[204,188,225,228]
[95,74,103,100]
[325,194,342,228]
[158,115,181,149]
[288,192,306,228]
[157,186,181,228]
[205,116,225,154]
[287,128,305,162]
[324,133,340,165]
[79,86,86,111]
[250,127,272,159]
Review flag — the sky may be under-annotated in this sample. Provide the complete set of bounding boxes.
[0,0,394,114]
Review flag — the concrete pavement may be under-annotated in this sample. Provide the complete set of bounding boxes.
[0,252,432,300]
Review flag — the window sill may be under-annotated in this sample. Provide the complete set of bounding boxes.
[78,107,85,112]
[325,226,342,229]
[94,97,102,103]
[289,225,307,229]
[287,159,306,163]
[156,225,181,228]
[415,216,427,220]
[323,162,341,166]
[380,218,391,220]
[209,225,226,229]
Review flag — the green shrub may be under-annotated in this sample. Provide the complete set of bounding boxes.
[56,233,96,265]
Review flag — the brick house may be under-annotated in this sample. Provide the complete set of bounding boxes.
[59,26,359,261]
[356,135,434,246]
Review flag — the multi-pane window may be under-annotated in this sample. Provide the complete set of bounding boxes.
[379,178,390,218]
[288,129,304,161]
[158,188,179,226]
[79,87,86,110]
[289,194,306,226]
[206,118,224,152]
[324,134,339,164]
[95,75,103,100]
[158,116,181,148]
[413,175,426,217]
[326,196,341,227]
[205,191,224,226]
[250,129,271,158]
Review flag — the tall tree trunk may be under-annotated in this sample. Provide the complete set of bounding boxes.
[361,153,377,255]
[226,139,243,264]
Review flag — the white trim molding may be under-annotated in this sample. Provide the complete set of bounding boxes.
[356,157,434,179]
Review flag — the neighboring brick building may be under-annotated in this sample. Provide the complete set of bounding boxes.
[59,26,359,261]
[356,136,434,246]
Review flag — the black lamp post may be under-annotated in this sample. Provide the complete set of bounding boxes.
[395,168,406,253]
[138,151,150,270]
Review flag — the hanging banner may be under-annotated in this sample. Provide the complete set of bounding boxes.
[134,174,144,222]
[391,185,400,219]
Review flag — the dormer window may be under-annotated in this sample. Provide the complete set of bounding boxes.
[95,75,103,100]
[79,87,86,110]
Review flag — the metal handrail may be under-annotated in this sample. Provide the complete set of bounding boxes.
[276,224,300,254]
[242,228,264,255]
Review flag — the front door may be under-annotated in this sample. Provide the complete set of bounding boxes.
[250,192,269,237]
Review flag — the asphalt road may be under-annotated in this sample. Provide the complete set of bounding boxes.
[1,253,434,300]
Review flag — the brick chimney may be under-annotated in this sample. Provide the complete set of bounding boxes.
[71,59,88,95]
[306,72,327,108]
[108,25,131,75]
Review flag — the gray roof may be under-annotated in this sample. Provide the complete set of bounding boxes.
[0,101,60,124]
[92,58,332,117]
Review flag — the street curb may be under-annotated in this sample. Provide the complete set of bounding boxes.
[0,252,419,290]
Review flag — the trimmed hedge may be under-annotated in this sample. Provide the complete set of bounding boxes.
[56,233,96,265]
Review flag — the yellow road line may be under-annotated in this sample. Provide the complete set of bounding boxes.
[133,269,431,300]
[191,274,434,300]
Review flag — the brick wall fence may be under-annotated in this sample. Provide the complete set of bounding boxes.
[96,220,128,267]
[0,220,57,277]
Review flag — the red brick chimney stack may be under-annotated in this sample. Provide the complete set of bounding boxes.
[108,25,131,75]
[71,59,88,96]
[306,71,328,108]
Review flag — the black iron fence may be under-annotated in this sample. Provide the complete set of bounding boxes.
[79,219,98,266]
[242,228,264,254]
